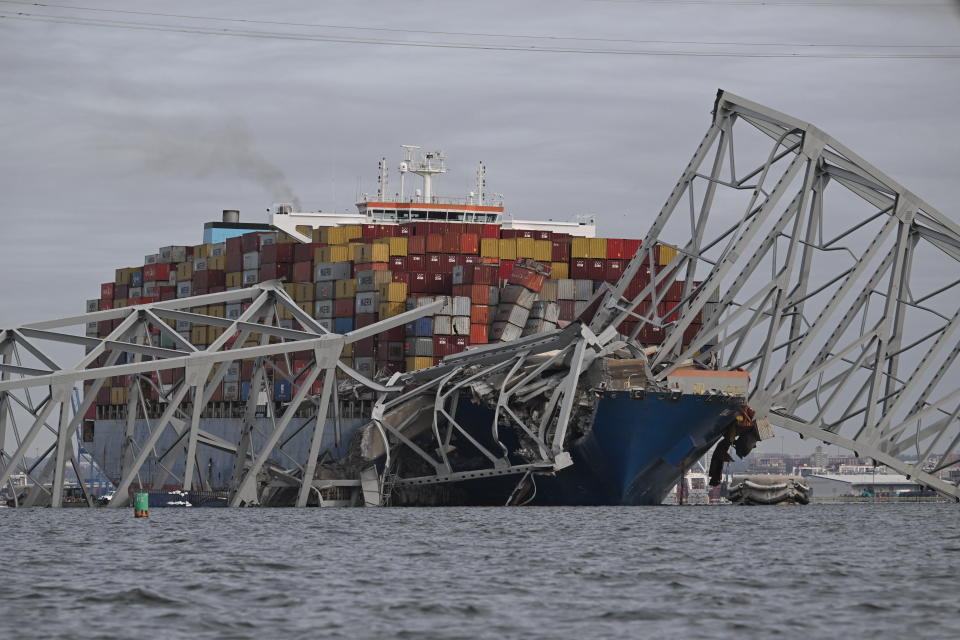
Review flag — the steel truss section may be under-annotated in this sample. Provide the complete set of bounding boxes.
[588,90,960,500]
[0,280,442,507]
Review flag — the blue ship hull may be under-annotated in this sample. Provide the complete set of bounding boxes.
[396,390,743,506]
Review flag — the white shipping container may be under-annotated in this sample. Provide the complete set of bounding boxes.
[356,270,392,292]
[574,280,593,301]
[210,243,226,257]
[451,296,471,316]
[315,281,335,299]
[574,300,590,316]
[176,319,191,332]
[355,292,379,314]
[144,253,159,265]
[225,362,240,382]
[129,287,143,298]
[85,321,99,337]
[315,261,351,282]
[314,299,334,318]
[143,282,157,296]
[490,321,523,342]
[193,258,208,272]
[501,284,537,309]
[405,337,433,357]
[540,280,558,302]
[452,316,471,335]
[85,299,99,313]
[494,305,530,327]
[556,279,576,300]
[259,233,277,246]
[223,381,240,401]
[279,319,294,330]
[225,303,242,320]
[433,315,452,335]
[316,318,333,332]
[242,252,260,270]
[530,301,559,323]
[435,296,453,315]
[242,269,259,286]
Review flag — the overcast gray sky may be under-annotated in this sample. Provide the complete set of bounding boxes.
[1,1,959,455]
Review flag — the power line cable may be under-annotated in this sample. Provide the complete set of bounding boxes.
[1,0,956,49]
[3,12,959,59]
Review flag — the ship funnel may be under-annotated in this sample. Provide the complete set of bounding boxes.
[222,209,240,223]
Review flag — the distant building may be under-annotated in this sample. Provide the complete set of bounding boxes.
[811,445,828,469]
[807,473,922,499]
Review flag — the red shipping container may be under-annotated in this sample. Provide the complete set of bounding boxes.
[470,304,491,324]
[500,229,517,239]
[414,221,432,236]
[606,238,624,260]
[446,223,465,234]
[481,224,499,239]
[354,336,376,356]
[441,254,458,273]
[571,258,589,279]
[407,254,424,270]
[353,262,389,275]
[143,263,171,282]
[441,232,459,254]
[426,233,444,254]
[455,264,498,285]
[209,286,225,294]
[605,259,624,283]
[426,254,443,273]
[409,272,429,293]
[392,272,410,285]
[241,232,261,253]
[624,239,642,258]
[389,256,407,271]
[429,272,451,293]
[115,284,129,299]
[241,361,254,380]
[226,252,243,273]
[499,260,515,280]
[381,325,405,341]
[459,233,479,254]
[469,323,488,344]
[99,300,113,310]
[534,230,552,240]
[260,263,290,282]
[587,259,606,282]
[355,313,378,329]
[683,324,702,345]
[226,236,244,257]
[362,224,378,240]
[333,299,354,317]
[464,223,483,235]
[261,243,294,264]
[194,270,225,289]
[462,255,478,264]
[508,266,547,293]
[551,241,570,262]
[558,300,576,321]
[397,224,412,236]
[157,285,175,297]
[451,336,469,353]
[433,336,452,359]
[292,261,312,282]
[408,236,426,255]
[294,242,319,262]
[100,282,115,300]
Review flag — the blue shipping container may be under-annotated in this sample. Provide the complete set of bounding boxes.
[334,317,354,333]
[131,271,143,287]
[274,380,292,402]
[405,317,433,337]
[240,382,250,401]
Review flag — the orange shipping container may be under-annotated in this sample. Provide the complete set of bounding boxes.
[470,304,491,324]
[469,323,488,344]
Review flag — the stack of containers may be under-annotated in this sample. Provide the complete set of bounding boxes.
[491,259,549,342]
[93,217,701,411]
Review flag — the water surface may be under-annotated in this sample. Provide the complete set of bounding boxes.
[2,503,958,639]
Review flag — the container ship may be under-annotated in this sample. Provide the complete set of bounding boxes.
[80,148,761,507]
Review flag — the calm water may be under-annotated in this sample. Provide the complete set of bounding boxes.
[1,503,958,639]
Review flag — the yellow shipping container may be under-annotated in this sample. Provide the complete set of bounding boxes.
[277,231,297,244]
[110,387,127,405]
[115,267,134,285]
[277,304,292,320]
[339,356,354,370]
[589,238,607,259]
[177,261,193,281]
[335,279,357,299]
[354,243,389,264]
[498,238,517,260]
[193,243,211,259]
[296,225,312,238]
[295,283,314,302]
[299,302,312,316]
[383,236,408,256]
[342,342,353,358]
[207,326,225,343]
[206,304,225,318]
[571,237,590,259]
[328,225,362,245]
[656,244,677,266]
[550,262,569,279]
[283,283,298,299]
[226,272,243,288]
[480,238,499,258]
[516,238,536,259]
[406,356,433,372]
[312,227,327,243]
[317,245,351,263]
[208,255,226,271]
[191,326,208,345]
[379,282,408,303]
[114,299,127,308]
[192,306,208,316]
[533,240,552,262]
[379,301,406,318]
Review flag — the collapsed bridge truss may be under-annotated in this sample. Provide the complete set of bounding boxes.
[1,90,958,505]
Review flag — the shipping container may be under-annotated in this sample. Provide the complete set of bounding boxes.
[490,321,523,342]
[494,305,530,327]
[500,284,538,309]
